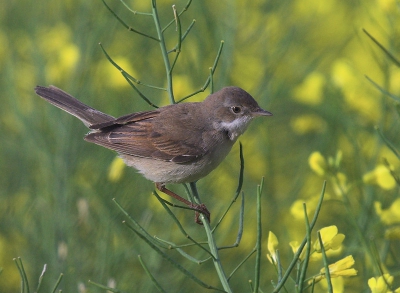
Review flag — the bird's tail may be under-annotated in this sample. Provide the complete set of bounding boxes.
[35,85,115,127]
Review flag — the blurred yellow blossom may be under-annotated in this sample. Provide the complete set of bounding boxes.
[173,75,196,102]
[314,225,345,252]
[290,198,315,220]
[108,157,126,182]
[384,226,400,240]
[38,23,81,82]
[58,44,80,72]
[368,274,400,293]
[292,71,325,106]
[309,152,327,176]
[374,198,400,225]
[332,172,348,196]
[319,277,345,293]
[331,59,380,120]
[363,165,396,190]
[289,240,307,261]
[290,114,327,134]
[290,193,332,220]
[98,57,139,88]
[267,231,279,264]
[331,59,357,89]
[389,65,400,95]
[378,0,397,12]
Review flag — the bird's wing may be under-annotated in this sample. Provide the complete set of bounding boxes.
[85,106,207,163]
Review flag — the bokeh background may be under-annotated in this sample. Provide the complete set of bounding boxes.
[1,0,400,292]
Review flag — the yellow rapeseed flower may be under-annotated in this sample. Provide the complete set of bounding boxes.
[290,114,327,135]
[363,165,396,190]
[173,75,196,102]
[332,172,348,196]
[311,255,357,285]
[314,225,345,252]
[309,152,327,176]
[368,274,399,293]
[320,255,357,278]
[384,226,400,240]
[267,231,279,264]
[378,0,397,12]
[289,240,307,261]
[108,157,126,182]
[331,59,357,89]
[98,56,139,88]
[292,71,326,106]
[290,193,332,220]
[374,198,400,225]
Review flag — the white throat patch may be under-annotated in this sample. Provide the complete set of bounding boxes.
[217,116,252,140]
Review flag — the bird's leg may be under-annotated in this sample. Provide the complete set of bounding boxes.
[155,183,210,225]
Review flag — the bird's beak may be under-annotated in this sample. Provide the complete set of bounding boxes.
[253,108,273,117]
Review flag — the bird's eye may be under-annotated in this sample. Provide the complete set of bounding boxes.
[231,106,242,114]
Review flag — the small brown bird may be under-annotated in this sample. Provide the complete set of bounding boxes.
[35,86,272,224]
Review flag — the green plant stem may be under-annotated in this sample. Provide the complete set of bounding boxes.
[138,255,168,293]
[298,203,312,292]
[228,247,256,281]
[362,28,400,67]
[14,257,29,293]
[169,4,182,73]
[213,142,245,233]
[332,175,381,275]
[162,0,193,32]
[102,0,158,41]
[189,182,233,293]
[273,181,326,293]
[152,0,175,104]
[254,178,264,293]
[35,264,47,293]
[51,274,64,293]
[318,232,333,293]
[177,40,224,103]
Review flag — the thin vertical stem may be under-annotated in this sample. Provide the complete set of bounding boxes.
[318,232,333,293]
[152,0,175,104]
[273,181,326,293]
[253,178,264,293]
[189,182,233,293]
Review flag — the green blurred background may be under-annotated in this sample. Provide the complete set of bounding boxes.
[1,0,400,292]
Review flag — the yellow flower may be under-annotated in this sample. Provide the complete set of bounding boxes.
[267,231,279,264]
[289,240,307,261]
[290,114,327,135]
[292,71,326,106]
[108,157,126,182]
[319,276,345,293]
[320,255,357,278]
[384,226,400,240]
[309,152,328,176]
[290,193,332,220]
[332,172,348,196]
[363,165,396,190]
[368,274,394,293]
[374,198,400,225]
[98,56,139,89]
[378,0,397,12]
[314,225,345,252]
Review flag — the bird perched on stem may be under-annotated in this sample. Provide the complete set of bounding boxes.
[35,85,272,224]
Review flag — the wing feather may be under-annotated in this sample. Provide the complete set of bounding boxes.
[84,105,207,163]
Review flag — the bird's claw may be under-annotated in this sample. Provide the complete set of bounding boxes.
[191,203,211,225]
